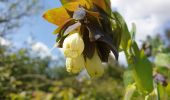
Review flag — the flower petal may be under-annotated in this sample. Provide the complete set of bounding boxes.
[43,7,70,26]
[85,49,104,78]
[66,55,85,73]
[63,33,84,58]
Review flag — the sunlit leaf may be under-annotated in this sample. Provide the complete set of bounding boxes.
[131,46,153,93]
[43,7,70,26]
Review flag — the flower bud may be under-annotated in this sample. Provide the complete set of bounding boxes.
[85,49,104,78]
[66,55,85,73]
[63,33,84,58]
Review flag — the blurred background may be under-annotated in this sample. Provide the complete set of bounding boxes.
[0,0,170,99]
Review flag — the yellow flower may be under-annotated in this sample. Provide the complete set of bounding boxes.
[63,33,84,58]
[85,49,104,78]
[66,55,84,73]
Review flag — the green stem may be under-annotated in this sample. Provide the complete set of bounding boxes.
[156,83,160,100]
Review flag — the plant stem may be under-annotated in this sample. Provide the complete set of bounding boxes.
[156,83,160,100]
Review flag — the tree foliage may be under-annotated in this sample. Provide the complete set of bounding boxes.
[0,45,125,99]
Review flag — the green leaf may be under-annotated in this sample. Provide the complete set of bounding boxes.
[131,49,153,93]
[112,11,131,51]
[155,53,170,69]
[112,11,153,94]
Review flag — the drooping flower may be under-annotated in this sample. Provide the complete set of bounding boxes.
[63,33,84,58]
[66,55,85,73]
[85,49,104,77]
[43,0,121,77]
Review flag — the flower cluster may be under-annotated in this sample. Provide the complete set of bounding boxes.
[43,0,120,77]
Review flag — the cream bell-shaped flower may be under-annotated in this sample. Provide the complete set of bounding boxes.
[66,55,85,73]
[85,49,104,78]
[63,33,84,58]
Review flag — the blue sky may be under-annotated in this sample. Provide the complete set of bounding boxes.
[8,0,61,48]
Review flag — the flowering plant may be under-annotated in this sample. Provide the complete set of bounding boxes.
[43,0,120,77]
[43,0,156,98]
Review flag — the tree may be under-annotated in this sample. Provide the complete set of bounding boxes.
[0,0,42,36]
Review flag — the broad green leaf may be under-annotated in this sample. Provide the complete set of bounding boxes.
[155,53,170,69]
[112,11,131,51]
[124,84,136,100]
[43,7,70,26]
[132,49,153,93]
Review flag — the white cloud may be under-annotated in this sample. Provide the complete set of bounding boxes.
[31,42,51,58]
[31,42,64,61]
[111,0,170,41]
[0,37,11,46]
